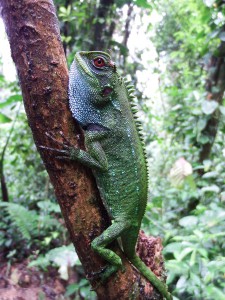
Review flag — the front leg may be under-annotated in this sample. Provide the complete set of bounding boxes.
[40,131,108,171]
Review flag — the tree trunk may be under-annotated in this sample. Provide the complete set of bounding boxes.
[123,3,133,49]
[188,41,225,212]
[90,0,115,51]
[0,175,9,202]
[0,0,166,299]
[61,0,72,55]
[199,41,225,167]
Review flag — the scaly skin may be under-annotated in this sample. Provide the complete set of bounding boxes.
[66,51,172,300]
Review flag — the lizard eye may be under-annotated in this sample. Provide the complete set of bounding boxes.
[93,57,106,68]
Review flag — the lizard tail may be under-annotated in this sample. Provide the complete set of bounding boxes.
[130,255,173,300]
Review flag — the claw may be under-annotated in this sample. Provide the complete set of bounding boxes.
[55,155,70,160]
[87,264,119,290]
[45,132,65,147]
[91,265,108,278]
[45,132,57,141]
[59,131,69,142]
[88,266,108,291]
[39,131,78,161]
[45,131,74,149]
[39,145,67,154]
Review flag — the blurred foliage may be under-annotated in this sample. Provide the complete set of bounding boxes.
[143,0,225,299]
[1,0,225,299]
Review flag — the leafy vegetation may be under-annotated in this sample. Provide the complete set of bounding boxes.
[1,0,225,299]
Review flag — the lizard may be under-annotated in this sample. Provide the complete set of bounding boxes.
[43,51,172,300]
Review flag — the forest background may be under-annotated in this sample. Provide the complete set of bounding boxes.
[0,0,225,299]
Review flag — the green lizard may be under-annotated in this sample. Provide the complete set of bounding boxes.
[44,51,172,300]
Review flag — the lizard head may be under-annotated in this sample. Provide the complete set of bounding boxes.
[69,51,120,132]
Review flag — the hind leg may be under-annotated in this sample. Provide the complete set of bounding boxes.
[91,220,130,281]
[121,226,139,260]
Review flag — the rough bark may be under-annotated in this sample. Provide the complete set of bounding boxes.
[123,3,134,49]
[0,175,9,202]
[0,0,166,299]
[61,0,72,55]
[188,41,225,212]
[199,41,225,167]
[90,0,115,51]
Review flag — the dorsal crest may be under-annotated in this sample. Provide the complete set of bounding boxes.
[124,78,149,179]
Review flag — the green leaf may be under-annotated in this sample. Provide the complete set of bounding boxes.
[190,249,197,266]
[65,283,79,297]
[0,113,12,123]
[37,200,61,213]
[176,247,194,261]
[202,171,218,178]
[0,94,22,108]
[43,237,51,245]
[219,105,225,115]
[202,100,218,114]
[176,275,187,290]
[197,248,208,258]
[28,256,50,270]
[0,202,38,239]
[206,286,225,300]
[190,272,201,286]
[208,257,225,266]
[197,118,207,132]
[208,29,220,38]
[197,135,210,144]
[201,185,220,193]
[185,175,196,190]
[219,32,225,42]
[164,242,182,253]
[134,0,151,9]
[171,104,182,111]
[59,6,67,14]
[98,18,105,24]
[166,260,189,276]
[179,216,198,228]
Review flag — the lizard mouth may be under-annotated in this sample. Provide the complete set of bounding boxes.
[82,123,109,132]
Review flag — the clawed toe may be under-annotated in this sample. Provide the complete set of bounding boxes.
[38,132,74,160]
[87,264,119,290]
[87,265,108,281]
[45,132,68,147]
[59,131,71,145]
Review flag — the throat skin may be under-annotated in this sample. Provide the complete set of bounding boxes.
[67,51,172,300]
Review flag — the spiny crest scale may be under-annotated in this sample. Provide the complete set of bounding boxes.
[123,79,148,184]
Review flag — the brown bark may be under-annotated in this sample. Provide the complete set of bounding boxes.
[0,175,9,202]
[199,41,225,166]
[0,0,165,299]
[123,3,134,49]
[188,42,225,212]
[61,0,72,55]
[90,0,115,51]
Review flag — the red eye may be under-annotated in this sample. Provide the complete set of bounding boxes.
[93,57,105,68]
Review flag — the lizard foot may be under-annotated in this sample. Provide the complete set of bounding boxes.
[88,265,119,290]
[39,131,79,160]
